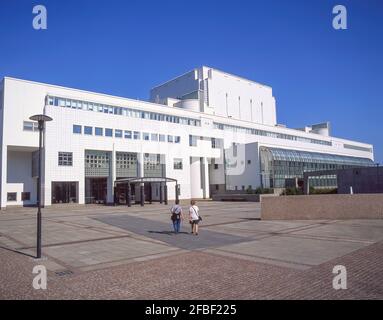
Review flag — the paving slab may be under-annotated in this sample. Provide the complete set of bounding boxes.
[290,223,383,243]
[216,235,369,267]
[43,237,178,268]
[94,214,252,250]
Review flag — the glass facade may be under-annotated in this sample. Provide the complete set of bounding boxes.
[116,152,138,177]
[260,146,374,188]
[85,151,110,177]
[144,153,164,177]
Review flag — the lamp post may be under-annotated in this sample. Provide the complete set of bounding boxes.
[29,114,53,259]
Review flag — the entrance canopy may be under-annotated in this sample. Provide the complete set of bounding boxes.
[114,176,177,185]
[114,177,179,207]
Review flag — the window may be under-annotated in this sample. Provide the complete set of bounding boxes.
[7,192,17,201]
[189,135,197,146]
[151,133,158,141]
[143,133,150,141]
[23,121,38,132]
[47,95,202,127]
[73,125,82,134]
[215,184,219,190]
[115,129,123,138]
[173,158,183,170]
[124,130,132,139]
[84,126,93,135]
[22,192,31,201]
[247,160,251,165]
[105,128,113,137]
[95,127,103,136]
[58,152,73,166]
[168,135,174,143]
[175,136,181,143]
[159,134,165,142]
[214,164,219,170]
[133,131,140,140]
[233,143,238,157]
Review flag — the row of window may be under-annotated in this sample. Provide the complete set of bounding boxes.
[47,96,201,127]
[213,122,332,146]
[73,125,181,143]
[343,144,372,153]
[59,151,183,171]
[7,192,30,202]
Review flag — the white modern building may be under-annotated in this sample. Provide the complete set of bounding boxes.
[0,66,374,209]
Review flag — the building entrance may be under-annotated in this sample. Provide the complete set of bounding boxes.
[85,177,107,204]
[51,182,78,204]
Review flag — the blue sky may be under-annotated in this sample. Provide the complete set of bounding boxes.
[0,0,382,162]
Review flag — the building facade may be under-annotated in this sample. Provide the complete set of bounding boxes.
[0,66,374,208]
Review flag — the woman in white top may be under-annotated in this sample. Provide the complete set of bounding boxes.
[189,200,200,235]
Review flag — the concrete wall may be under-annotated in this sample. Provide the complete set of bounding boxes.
[261,194,383,220]
[337,167,383,194]
[6,151,37,206]
[206,67,277,125]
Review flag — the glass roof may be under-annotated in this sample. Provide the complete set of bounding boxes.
[260,147,374,166]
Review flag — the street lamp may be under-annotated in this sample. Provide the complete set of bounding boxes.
[29,114,53,259]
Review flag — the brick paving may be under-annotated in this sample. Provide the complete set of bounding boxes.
[1,241,383,299]
[0,203,382,299]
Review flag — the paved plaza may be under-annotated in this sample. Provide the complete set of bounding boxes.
[0,201,382,299]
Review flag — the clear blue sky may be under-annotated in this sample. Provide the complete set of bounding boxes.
[1,0,382,162]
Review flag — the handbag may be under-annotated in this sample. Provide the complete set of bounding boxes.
[192,206,202,222]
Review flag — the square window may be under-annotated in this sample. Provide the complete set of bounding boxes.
[159,134,165,142]
[115,129,123,138]
[173,158,183,170]
[168,135,174,143]
[105,128,113,137]
[95,127,103,136]
[143,133,150,141]
[247,160,251,165]
[58,152,73,166]
[175,136,181,143]
[214,164,219,170]
[151,134,158,141]
[84,126,93,135]
[133,131,140,140]
[73,125,82,134]
[7,192,17,201]
[22,192,31,201]
[124,130,132,139]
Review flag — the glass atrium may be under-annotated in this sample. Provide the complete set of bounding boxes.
[260,147,374,188]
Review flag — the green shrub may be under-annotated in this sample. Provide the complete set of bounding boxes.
[310,188,337,195]
[282,187,304,195]
[254,187,274,194]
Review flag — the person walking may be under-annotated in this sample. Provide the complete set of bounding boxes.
[170,200,183,234]
[189,200,201,235]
